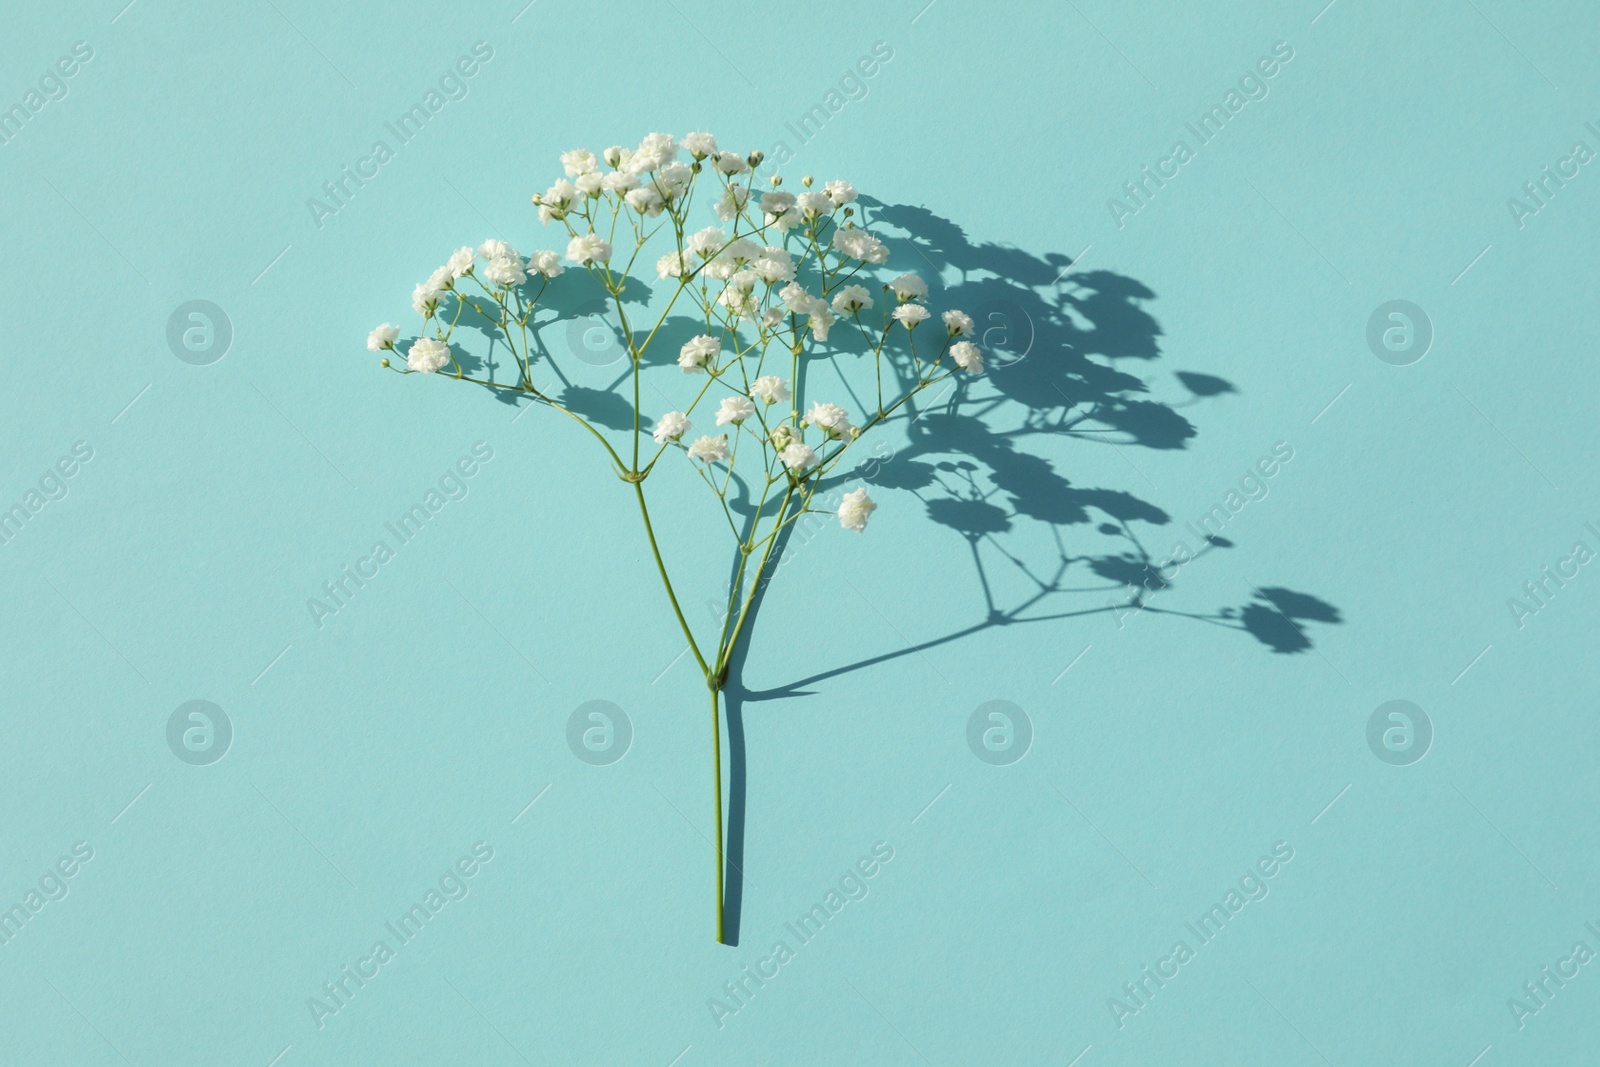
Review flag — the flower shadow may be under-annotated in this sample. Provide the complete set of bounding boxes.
[712,199,1343,941]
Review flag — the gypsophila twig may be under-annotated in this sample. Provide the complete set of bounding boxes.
[364,131,986,944]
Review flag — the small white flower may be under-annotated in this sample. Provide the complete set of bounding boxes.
[447,247,475,277]
[761,307,784,329]
[831,284,874,315]
[778,282,815,314]
[603,145,629,168]
[716,396,756,425]
[752,245,795,281]
[807,402,850,434]
[406,336,451,373]
[837,487,877,532]
[950,340,985,374]
[482,254,526,287]
[780,442,817,471]
[542,180,577,212]
[943,309,975,337]
[760,191,796,216]
[755,254,793,281]
[561,148,597,176]
[769,207,804,233]
[749,376,790,405]
[688,226,727,258]
[652,411,691,443]
[718,286,761,321]
[527,250,563,278]
[602,170,640,194]
[566,233,612,265]
[657,250,691,279]
[831,227,888,263]
[824,180,857,206]
[678,334,720,373]
[778,283,836,342]
[367,323,399,351]
[479,238,521,262]
[893,304,931,328]
[626,186,666,217]
[682,131,719,158]
[687,434,730,463]
[627,132,679,174]
[889,272,928,301]
[724,237,761,264]
[575,172,605,197]
[426,265,455,292]
[714,151,749,175]
[412,283,443,317]
[796,191,833,217]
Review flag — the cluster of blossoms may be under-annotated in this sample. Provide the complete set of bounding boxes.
[364,130,986,944]
[366,130,984,542]
[367,238,564,374]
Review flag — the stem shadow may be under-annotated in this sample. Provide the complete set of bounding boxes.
[717,519,799,946]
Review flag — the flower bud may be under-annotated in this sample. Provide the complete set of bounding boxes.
[801,175,814,187]
[747,150,764,167]
[380,357,390,368]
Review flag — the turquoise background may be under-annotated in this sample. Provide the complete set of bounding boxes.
[4,0,1599,1063]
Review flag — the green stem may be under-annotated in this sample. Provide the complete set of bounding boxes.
[632,481,710,678]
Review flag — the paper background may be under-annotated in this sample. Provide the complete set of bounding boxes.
[2,1,1597,1063]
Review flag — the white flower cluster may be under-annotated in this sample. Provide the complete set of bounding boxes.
[368,131,989,539]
